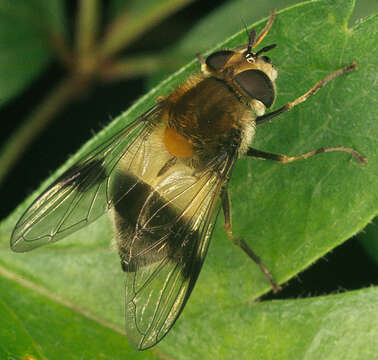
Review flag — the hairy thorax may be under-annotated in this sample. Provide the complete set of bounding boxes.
[162,74,257,163]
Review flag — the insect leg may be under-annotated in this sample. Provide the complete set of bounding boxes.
[256,62,358,126]
[253,10,276,48]
[221,189,282,293]
[246,147,366,165]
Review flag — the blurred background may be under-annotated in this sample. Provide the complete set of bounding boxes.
[0,0,377,298]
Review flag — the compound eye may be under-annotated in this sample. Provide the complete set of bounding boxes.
[206,50,234,71]
[234,69,275,107]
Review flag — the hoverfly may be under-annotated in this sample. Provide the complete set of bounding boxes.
[11,11,365,350]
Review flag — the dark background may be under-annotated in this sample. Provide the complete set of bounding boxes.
[1,0,376,299]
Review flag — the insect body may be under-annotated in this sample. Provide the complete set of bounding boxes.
[11,11,365,350]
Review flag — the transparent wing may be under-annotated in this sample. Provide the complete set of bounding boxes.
[10,105,162,252]
[113,151,237,350]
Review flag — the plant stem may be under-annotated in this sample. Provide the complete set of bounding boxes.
[100,55,167,81]
[76,0,100,57]
[0,78,77,186]
[98,0,194,60]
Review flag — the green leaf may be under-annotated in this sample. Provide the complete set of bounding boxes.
[164,0,378,58]
[163,287,378,359]
[0,0,66,107]
[0,0,376,358]
[0,270,159,359]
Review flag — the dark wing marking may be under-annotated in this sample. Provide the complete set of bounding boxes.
[10,105,162,252]
[113,152,237,349]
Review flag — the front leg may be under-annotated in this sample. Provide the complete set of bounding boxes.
[256,62,358,126]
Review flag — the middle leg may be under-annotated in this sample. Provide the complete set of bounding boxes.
[246,147,366,164]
